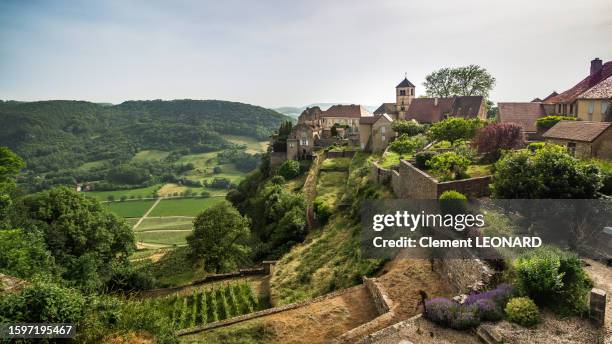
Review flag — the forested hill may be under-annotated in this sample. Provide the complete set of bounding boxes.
[0,99,289,175]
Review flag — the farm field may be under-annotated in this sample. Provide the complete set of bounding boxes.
[76,159,108,171]
[85,184,161,201]
[132,149,170,162]
[105,199,156,218]
[222,134,269,154]
[136,217,194,232]
[135,230,191,246]
[149,197,225,217]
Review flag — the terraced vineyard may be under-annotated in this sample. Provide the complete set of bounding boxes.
[148,283,264,330]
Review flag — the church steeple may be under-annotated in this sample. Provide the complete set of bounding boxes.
[396,75,415,114]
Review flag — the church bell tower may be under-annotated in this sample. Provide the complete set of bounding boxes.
[396,75,415,116]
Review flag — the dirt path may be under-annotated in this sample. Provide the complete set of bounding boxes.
[133,197,161,230]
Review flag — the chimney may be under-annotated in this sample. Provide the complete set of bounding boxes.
[591,58,603,76]
[434,97,438,106]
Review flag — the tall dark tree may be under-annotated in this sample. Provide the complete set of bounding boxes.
[424,65,496,99]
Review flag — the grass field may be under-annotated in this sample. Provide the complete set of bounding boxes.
[85,184,161,201]
[132,149,170,162]
[149,197,225,217]
[136,217,194,232]
[320,157,351,171]
[316,171,347,210]
[222,134,269,154]
[105,199,156,218]
[76,159,108,171]
[125,218,140,226]
[135,230,191,246]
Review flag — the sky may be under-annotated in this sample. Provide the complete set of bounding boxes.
[1,0,611,108]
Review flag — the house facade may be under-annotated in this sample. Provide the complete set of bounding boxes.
[542,121,612,159]
[359,114,395,152]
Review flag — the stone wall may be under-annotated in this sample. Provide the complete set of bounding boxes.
[364,277,393,315]
[326,150,357,158]
[370,162,392,184]
[269,152,286,167]
[392,160,491,199]
[590,288,606,327]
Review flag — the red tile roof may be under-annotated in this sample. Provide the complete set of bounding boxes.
[546,61,612,104]
[578,75,612,99]
[359,115,380,124]
[498,102,547,132]
[322,104,370,118]
[404,96,483,123]
[373,103,397,115]
[542,121,611,142]
[542,91,558,102]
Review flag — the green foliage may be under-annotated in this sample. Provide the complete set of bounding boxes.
[187,201,251,272]
[388,134,428,155]
[428,117,484,143]
[492,144,602,199]
[426,152,470,181]
[313,197,332,226]
[278,160,301,180]
[391,119,426,136]
[505,297,540,327]
[0,146,25,226]
[439,190,468,214]
[513,246,592,315]
[414,151,437,169]
[536,115,576,130]
[424,65,496,99]
[19,187,135,292]
[0,229,55,279]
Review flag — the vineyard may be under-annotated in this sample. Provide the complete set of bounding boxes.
[147,282,265,330]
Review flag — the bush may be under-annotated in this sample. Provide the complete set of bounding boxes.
[428,118,484,143]
[414,151,436,169]
[527,142,545,152]
[270,175,286,185]
[388,134,428,155]
[313,197,332,225]
[536,116,576,130]
[513,246,592,315]
[424,298,480,330]
[472,123,524,161]
[213,166,222,174]
[492,144,602,199]
[391,119,426,136]
[278,160,300,180]
[474,299,504,321]
[439,190,468,214]
[505,297,540,327]
[464,283,516,309]
[426,152,470,181]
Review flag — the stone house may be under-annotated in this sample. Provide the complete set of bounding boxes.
[498,102,547,141]
[321,104,371,130]
[286,123,319,160]
[543,58,612,117]
[542,121,612,159]
[359,114,395,152]
[374,77,486,123]
[576,75,611,122]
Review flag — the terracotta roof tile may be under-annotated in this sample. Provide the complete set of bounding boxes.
[359,115,380,124]
[579,75,612,99]
[404,96,483,123]
[322,104,370,118]
[542,91,558,102]
[546,61,612,104]
[498,102,547,132]
[542,121,611,142]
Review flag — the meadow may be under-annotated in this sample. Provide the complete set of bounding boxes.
[135,230,192,246]
[105,199,156,218]
[149,197,225,217]
[86,184,161,201]
[136,217,194,232]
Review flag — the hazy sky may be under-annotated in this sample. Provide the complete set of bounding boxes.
[1,0,611,108]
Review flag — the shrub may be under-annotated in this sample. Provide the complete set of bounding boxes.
[527,142,545,152]
[313,197,332,225]
[536,116,576,130]
[213,166,222,174]
[388,134,428,155]
[472,123,524,161]
[492,144,602,199]
[464,283,516,308]
[414,151,436,169]
[474,299,504,321]
[278,160,300,180]
[426,152,470,181]
[513,247,592,315]
[270,175,286,185]
[439,190,468,215]
[424,298,480,330]
[391,119,426,136]
[505,297,540,327]
[428,118,484,143]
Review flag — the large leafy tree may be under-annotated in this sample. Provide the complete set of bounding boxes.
[472,123,525,161]
[187,201,251,272]
[424,65,496,99]
[19,187,135,291]
[492,144,602,199]
[0,146,25,227]
[428,118,484,143]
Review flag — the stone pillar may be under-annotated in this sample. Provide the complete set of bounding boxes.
[262,261,277,276]
[590,288,606,327]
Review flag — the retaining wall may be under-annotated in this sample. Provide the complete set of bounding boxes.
[370,162,392,184]
[433,252,494,294]
[269,152,286,167]
[327,150,357,158]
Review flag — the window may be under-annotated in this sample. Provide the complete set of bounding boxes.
[381,126,386,133]
[300,139,308,146]
[289,143,294,148]
[588,112,593,121]
[411,88,414,96]
[399,89,406,96]
[588,101,594,114]
[602,101,608,114]
[567,142,576,156]
[382,134,386,142]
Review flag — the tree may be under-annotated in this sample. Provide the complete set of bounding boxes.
[187,201,251,272]
[492,144,602,199]
[278,160,300,180]
[428,118,483,143]
[426,152,470,181]
[213,166,222,174]
[472,123,524,161]
[391,120,426,136]
[424,65,496,99]
[19,187,135,291]
[388,134,428,155]
[0,147,25,227]
[0,229,56,279]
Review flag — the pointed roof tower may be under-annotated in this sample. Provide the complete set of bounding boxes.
[396,77,415,88]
